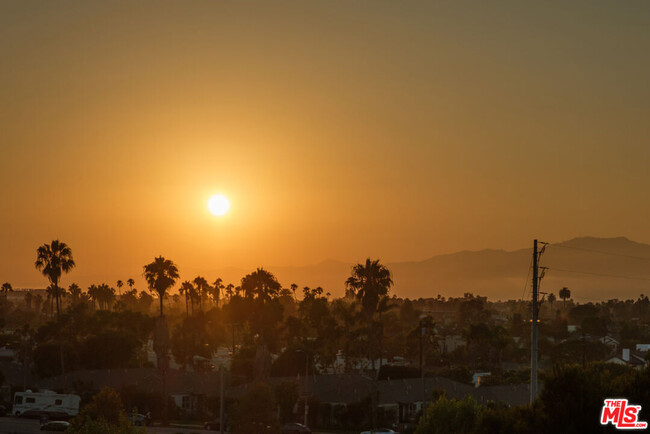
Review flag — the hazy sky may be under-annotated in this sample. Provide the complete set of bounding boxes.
[2,1,650,289]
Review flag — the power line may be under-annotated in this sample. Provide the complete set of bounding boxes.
[548,267,650,282]
[521,255,533,300]
[549,243,650,262]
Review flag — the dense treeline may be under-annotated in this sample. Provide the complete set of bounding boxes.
[3,241,650,432]
[3,274,650,379]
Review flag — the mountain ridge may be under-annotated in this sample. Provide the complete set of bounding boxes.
[213,236,650,301]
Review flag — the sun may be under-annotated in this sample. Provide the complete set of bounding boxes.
[207,194,230,216]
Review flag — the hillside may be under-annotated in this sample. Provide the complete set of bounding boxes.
[217,237,650,301]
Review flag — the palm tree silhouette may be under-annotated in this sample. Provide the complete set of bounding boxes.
[143,256,179,316]
[559,287,571,307]
[345,258,393,429]
[212,277,224,307]
[116,280,123,295]
[68,283,82,304]
[193,276,209,311]
[225,283,234,300]
[241,268,281,302]
[35,240,75,318]
[179,280,193,318]
[127,278,135,291]
[1,282,13,303]
[346,258,393,318]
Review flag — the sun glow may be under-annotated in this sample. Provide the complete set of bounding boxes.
[208,194,230,216]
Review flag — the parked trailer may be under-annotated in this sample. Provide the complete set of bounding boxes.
[13,390,80,418]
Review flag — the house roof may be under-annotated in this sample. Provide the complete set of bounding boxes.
[31,370,530,407]
[36,368,224,395]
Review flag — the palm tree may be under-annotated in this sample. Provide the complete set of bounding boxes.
[127,278,135,291]
[35,240,75,318]
[547,293,556,306]
[290,283,298,301]
[179,281,193,318]
[1,282,13,303]
[143,256,179,316]
[346,258,393,318]
[345,259,392,431]
[241,268,281,302]
[68,283,82,304]
[212,277,224,307]
[559,287,571,307]
[225,283,234,300]
[345,259,393,371]
[116,280,123,295]
[193,276,209,311]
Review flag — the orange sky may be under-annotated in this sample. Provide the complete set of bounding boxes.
[2,1,650,290]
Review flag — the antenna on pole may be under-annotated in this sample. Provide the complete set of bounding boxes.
[531,239,547,405]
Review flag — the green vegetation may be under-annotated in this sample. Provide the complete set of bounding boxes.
[67,387,145,434]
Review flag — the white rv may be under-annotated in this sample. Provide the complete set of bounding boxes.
[13,390,80,417]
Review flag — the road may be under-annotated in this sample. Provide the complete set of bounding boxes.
[0,417,218,434]
[0,418,331,434]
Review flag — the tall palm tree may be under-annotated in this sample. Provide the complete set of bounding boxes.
[143,256,179,316]
[179,281,193,318]
[35,240,75,318]
[127,278,135,292]
[116,280,123,295]
[559,287,571,307]
[345,258,392,430]
[290,283,298,301]
[1,282,13,302]
[193,276,209,311]
[346,258,393,318]
[212,277,224,307]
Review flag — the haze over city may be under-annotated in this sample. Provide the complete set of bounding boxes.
[3,3,650,434]
[2,1,650,292]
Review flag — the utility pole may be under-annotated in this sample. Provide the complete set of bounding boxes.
[419,316,427,403]
[531,239,546,405]
[304,350,309,426]
[219,365,225,434]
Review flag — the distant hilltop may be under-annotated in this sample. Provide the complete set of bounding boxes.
[215,236,650,301]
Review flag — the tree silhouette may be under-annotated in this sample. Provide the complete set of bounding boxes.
[346,258,393,318]
[345,258,392,428]
[143,256,179,317]
[179,281,193,318]
[212,277,224,307]
[116,280,123,295]
[127,278,135,291]
[193,276,209,311]
[68,283,82,304]
[1,282,12,303]
[225,283,235,300]
[35,240,75,318]
[559,287,571,307]
[241,268,281,302]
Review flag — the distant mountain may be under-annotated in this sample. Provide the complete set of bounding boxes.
[216,237,650,301]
